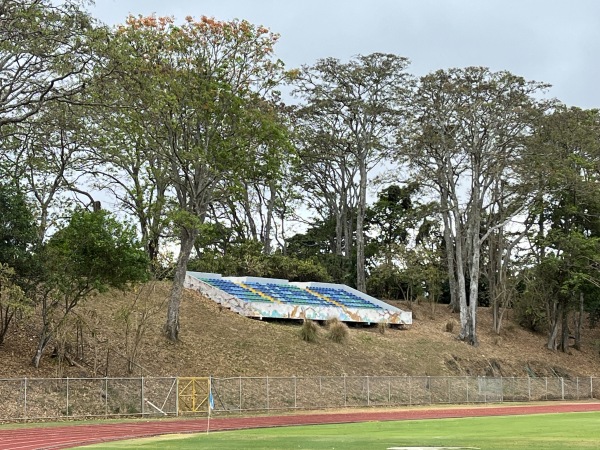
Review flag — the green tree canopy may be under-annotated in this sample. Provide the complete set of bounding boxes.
[32,209,149,367]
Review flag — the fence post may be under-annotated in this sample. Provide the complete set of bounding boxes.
[561,377,565,400]
[23,378,27,418]
[428,376,432,404]
[266,376,269,411]
[367,376,370,407]
[466,376,469,403]
[528,377,531,401]
[343,375,347,408]
[175,377,179,417]
[500,377,504,403]
[388,377,391,405]
[65,377,69,417]
[294,376,297,409]
[239,376,242,412]
[408,376,412,406]
[105,378,108,417]
[591,376,594,399]
[545,377,548,400]
[576,377,579,400]
[141,376,144,416]
[483,377,487,404]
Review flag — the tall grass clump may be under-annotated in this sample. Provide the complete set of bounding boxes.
[300,319,319,342]
[326,317,349,343]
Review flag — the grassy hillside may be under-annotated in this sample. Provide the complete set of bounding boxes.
[2,281,600,378]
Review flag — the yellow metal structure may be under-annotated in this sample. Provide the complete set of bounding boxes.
[177,377,210,414]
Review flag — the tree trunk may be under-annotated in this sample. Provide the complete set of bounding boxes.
[165,227,199,341]
[32,333,52,368]
[32,320,52,368]
[32,294,53,367]
[147,235,160,264]
[466,226,481,346]
[573,292,584,351]
[355,157,367,292]
[560,303,570,352]
[336,164,347,256]
[0,305,15,346]
[440,192,458,312]
[489,231,499,333]
[263,182,276,254]
[343,204,353,259]
[452,205,468,339]
[242,185,258,241]
[547,300,560,350]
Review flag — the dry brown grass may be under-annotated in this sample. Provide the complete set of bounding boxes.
[325,317,349,343]
[1,283,600,378]
[300,319,319,342]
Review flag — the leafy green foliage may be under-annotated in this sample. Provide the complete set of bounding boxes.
[0,263,31,345]
[189,239,332,282]
[30,209,149,367]
[516,107,600,350]
[0,183,37,275]
[43,210,149,294]
[0,0,104,130]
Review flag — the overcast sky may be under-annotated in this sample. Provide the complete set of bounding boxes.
[88,0,600,109]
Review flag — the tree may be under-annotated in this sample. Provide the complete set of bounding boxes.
[294,53,412,292]
[404,67,549,345]
[0,264,29,346]
[366,183,418,265]
[520,107,600,351]
[293,101,359,263]
[7,101,97,242]
[0,183,37,345]
[33,209,148,367]
[0,0,103,131]
[0,183,37,272]
[365,183,445,304]
[110,15,288,341]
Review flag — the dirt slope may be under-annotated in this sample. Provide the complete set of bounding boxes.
[1,281,600,378]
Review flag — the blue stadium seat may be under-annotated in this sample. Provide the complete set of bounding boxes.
[310,287,378,309]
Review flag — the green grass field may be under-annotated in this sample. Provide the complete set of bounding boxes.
[78,411,600,449]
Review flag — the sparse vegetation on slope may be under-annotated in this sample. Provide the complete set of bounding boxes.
[1,283,600,379]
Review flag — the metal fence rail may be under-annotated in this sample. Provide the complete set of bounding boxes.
[0,377,178,421]
[0,375,597,421]
[210,376,598,413]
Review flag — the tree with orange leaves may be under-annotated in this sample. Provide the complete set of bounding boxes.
[104,14,288,341]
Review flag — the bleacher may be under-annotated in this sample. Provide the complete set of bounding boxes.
[245,282,331,306]
[308,286,378,309]
[185,272,412,326]
[200,278,265,303]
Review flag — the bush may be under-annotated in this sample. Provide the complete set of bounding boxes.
[326,317,349,343]
[300,319,319,342]
[377,322,388,335]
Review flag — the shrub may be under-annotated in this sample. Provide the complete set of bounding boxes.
[300,319,319,342]
[377,322,388,335]
[326,317,349,343]
[445,320,455,332]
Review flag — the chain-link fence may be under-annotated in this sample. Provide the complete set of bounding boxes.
[0,377,178,421]
[0,375,597,421]
[210,375,599,413]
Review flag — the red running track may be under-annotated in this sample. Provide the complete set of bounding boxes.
[1,402,600,450]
